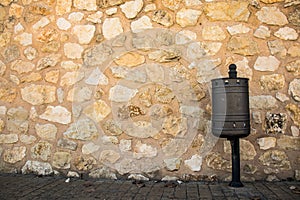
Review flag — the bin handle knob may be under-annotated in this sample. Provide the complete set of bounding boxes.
[229,64,237,79]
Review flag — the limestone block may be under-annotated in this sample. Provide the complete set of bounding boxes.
[227,36,259,56]
[175,30,197,44]
[7,107,29,134]
[9,3,24,19]
[56,18,71,30]
[260,74,285,91]
[73,0,97,11]
[89,167,117,179]
[57,138,78,151]
[24,47,38,60]
[60,71,84,86]
[0,134,18,144]
[100,150,120,163]
[14,32,32,46]
[52,152,71,169]
[109,85,138,102]
[82,142,100,154]
[254,56,280,72]
[83,100,111,123]
[37,54,61,70]
[72,25,96,44]
[205,152,231,171]
[40,106,71,124]
[119,139,132,152]
[259,150,291,171]
[267,40,287,58]
[74,156,96,171]
[265,113,287,134]
[288,45,300,57]
[22,160,53,175]
[20,134,36,144]
[131,16,153,33]
[254,25,271,39]
[21,84,56,105]
[224,139,256,160]
[133,141,157,159]
[286,60,300,76]
[289,79,300,102]
[35,123,57,141]
[255,7,288,25]
[120,0,143,19]
[63,118,98,140]
[227,24,250,35]
[184,155,202,171]
[202,25,226,41]
[257,137,276,150]
[149,49,181,63]
[274,27,298,40]
[3,146,26,164]
[67,86,92,102]
[288,8,300,26]
[31,141,52,161]
[68,12,84,22]
[152,10,174,27]
[176,8,202,27]
[32,17,50,30]
[286,104,300,126]
[64,43,84,59]
[102,18,123,40]
[45,70,59,83]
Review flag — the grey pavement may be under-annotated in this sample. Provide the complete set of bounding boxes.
[0,174,299,200]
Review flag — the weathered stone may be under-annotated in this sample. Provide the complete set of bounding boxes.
[87,11,103,23]
[67,86,92,102]
[254,25,271,39]
[102,18,123,40]
[286,60,300,76]
[128,174,149,181]
[260,74,285,91]
[202,25,226,41]
[0,0,13,6]
[57,138,77,151]
[259,150,291,171]
[82,142,100,154]
[274,27,298,40]
[257,137,276,150]
[0,134,18,144]
[144,3,156,12]
[106,7,118,15]
[2,45,20,63]
[64,43,84,59]
[234,57,253,80]
[84,67,108,86]
[74,156,96,171]
[252,111,262,124]
[14,32,32,46]
[56,0,72,15]
[29,3,52,16]
[201,41,222,56]
[20,134,36,144]
[260,0,283,3]
[286,104,300,126]
[224,139,256,160]
[152,10,174,27]
[254,56,280,72]
[9,3,24,18]
[184,155,202,172]
[243,164,257,175]
[24,46,38,60]
[109,85,138,102]
[63,118,98,140]
[61,61,81,70]
[10,60,35,75]
[31,141,52,161]
[131,16,153,33]
[41,41,60,53]
[67,171,79,178]
[83,100,111,123]
[164,158,181,171]
[103,120,123,136]
[275,92,289,102]
[56,17,71,30]
[175,30,197,45]
[57,88,64,104]
[227,36,259,56]
[133,141,157,159]
[0,79,17,103]
[291,126,299,137]
[45,70,59,84]
[89,167,117,179]
[288,8,300,26]
[37,54,61,70]
[0,119,4,133]
[37,28,59,43]
[73,0,97,11]
[119,139,132,152]
[52,152,71,169]
[176,8,202,27]
[22,160,53,175]
[256,7,288,26]
[206,152,231,171]
[0,106,7,116]
[277,135,300,150]
[32,17,50,30]
[114,52,145,67]
[0,61,6,76]
[72,25,95,44]
[7,106,29,135]
[149,49,181,63]
[68,12,84,22]
[162,0,181,10]
[3,146,26,164]
[125,68,147,83]
[35,123,57,141]
[204,2,250,22]
[289,79,300,102]
[40,106,71,125]
[162,116,187,137]
[268,40,287,58]
[154,86,175,104]
[296,170,300,181]
[21,84,56,105]
[60,71,84,86]
[288,45,300,57]
[100,150,120,163]
[120,0,143,19]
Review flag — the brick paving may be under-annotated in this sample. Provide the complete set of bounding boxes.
[0,174,299,200]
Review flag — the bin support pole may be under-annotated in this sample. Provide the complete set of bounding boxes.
[229,137,244,187]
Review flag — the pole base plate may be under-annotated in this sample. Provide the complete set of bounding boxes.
[229,181,244,188]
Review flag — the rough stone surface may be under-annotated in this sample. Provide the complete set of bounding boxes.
[250,95,278,110]
[277,135,300,150]
[0,134,18,144]
[274,27,298,40]
[14,33,32,46]
[288,8,300,26]
[260,74,285,91]
[206,152,231,172]
[57,138,78,151]
[56,0,72,15]
[6,107,29,135]
[224,139,256,161]
[109,85,138,102]
[152,10,173,27]
[63,118,98,141]
[37,54,61,70]
[254,25,271,39]
[256,7,288,26]
[202,25,226,41]
[227,36,259,56]
[83,100,111,123]
[20,135,36,144]
[254,56,280,72]
[133,141,157,159]
[288,45,300,57]
[184,155,202,172]
[57,18,71,30]
[52,152,71,169]
[176,8,202,27]
[291,126,299,137]
[64,43,84,59]
[268,40,287,58]
[257,137,277,150]
[286,60,300,76]
[40,106,71,125]
[100,150,120,163]
[73,0,97,11]
[265,113,287,134]
[286,104,300,126]
[288,79,300,102]
[114,52,145,67]
[35,123,57,141]
[164,158,181,171]
[22,160,53,175]
[60,71,84,86]
[89,167,117,179]
[82,142,100,154]
[120,0,143,19]
[21,85,56,105]
[131,16,152,33]
[3,146,26,164]
[259,150,291,171]
[31,141,52,161]
[227,24,250,35]
[102,18,123,40]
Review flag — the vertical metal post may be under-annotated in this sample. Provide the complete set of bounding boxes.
[229,138,243,187]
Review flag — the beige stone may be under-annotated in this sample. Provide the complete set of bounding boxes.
[61,61,81,70]
[100,150,120,163]
[73,0,97,11]
[254,56,280,72]
[106,8,118,15]
[291,126,299,137]
[250,95,277,110]
[52,152,71,169]
[20,134,36,144]
[31,141,52,161]
[152,10,173,27]
[227,24,250,35]
[0,134,18,144]
[201,42,222,56]
[202,25,226,41]
[206,152,231,171]
[286,60,300,76]
[83,100,111,123]
[67,86,92,102]
[131,16,153,33]
[184,0,201,6]
[119,139,132,152]
[0,0,13,6]
[21,160,53,176]
[72,25,96,44]
[184,155,202,171]
[257,137,276,150]
[255,7,288,26]
[14,32,32,46]
[82,142,100,154]
[254,25,271,39]
[56,18,71,30]
[102,18,123,40]
[277,135,300,150]
[120,0,143,19]
[24,47,38,60]
[114,52,145,67]
[74,156,96,171]
[227,36,259,56]
[268,40,287,58]
[176,8,202,27]
[0,80,17,103]
[274,27,298,40]
[133,141,157,159]
[275,92,289,102]
[149,49,181,63]
[0,60,6,76]
[289,79,300,102]
[9,3,24,19]
[286,104,300,126]
[19,72,41,83]
[63,118,98,140]
[259,150,291,171]
[288,45,300,57]
[37,54,61,70]
[32,17,50,30]
[175,30,197,44]
[21,85,56,105]
[87,11,103,23]
[260,74,285,91]
[0,32,11,48]
[60,71,84,86]
[224,139,256,160]
[40,106,71,125]
[164,158,181,171]
[56,0,72,15]
[260,0,283,3]
[11,60,35,74]
[3,146,26,164]
[68,12,84,22]
[35,123,57,141]
[162,0,181,10]
[109,85,138,102]
[45,70,59,84]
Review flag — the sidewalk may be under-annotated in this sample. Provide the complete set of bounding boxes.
[0,174,299,200]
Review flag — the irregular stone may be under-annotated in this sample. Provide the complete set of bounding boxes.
[252,111,262,124]
[277,135,300,150]
[227,36,259,56]
[40,106,71,124]
[32,17,50,30]
[286,104,300,126]
[133,141,157,159]
[22,160,53,175]
[87,11,103,23]
[152,10,174,27]
[260,0,283,3]
[100,150,120,163]
[67,87,92,103]
[184,155,202,171]
[37,28,59,43]
[61,61,81,70]
[0,119,4,132]
[3,146,26,164]
[291,126,299,137]
[56,88,63,103]
[162,116,187,137]
[114,52,145,67]
[128,174,149,181]
[254,25,271,39]
[202,25,226,41]
[89,167,117,179]
[31,141,52,161]
[57,138,77,151]
[0,0,13,6]
[259,150,291,171]
[41,41,60,53]
[102,135,118,145]
[10,60,35,74]
[9,3,24,18]
[56,17,71,30]
[56,0,72,15]
[149,49,181,63]
[274,27,298,40]
[260,74,285,91]
[35,123,57,141]
[144,3,156,12]
[288,8,300,26]
[268,40,287,58]
[82,142,100,155]
[131,16,153,33]
[296,170,300,181]
[21,84,56,105]
[83,100,111,123]
[184,0,201,6]
[102,18,123,40]
[154,86,175,104]
[0,79,17,103]
[235,57,253,80]
[176,8,202,27]
[257,137,276,150]
[254,56,280,72]
[60,71,84,86]
[109,85,138,102]
[119,139,132,152]
[63,118,98,140]
[288,45,300,57]
[206,152,231,171]
[255,7,288,26]
[29,2,52,16]
[204,2,250,22]
[106,8,118,15]
[0,61,6,76]
[289,79,300,102]
[0,134,18,144]
[68,12,84,22]
[2,45,20,63]
[0,106,7,116]
[275,92,289,102]
[24,46,38,60]
[145,64,164,83]
[243,164,257,175]
[227,24,250,35]
[67,171,79,177]
[286,60,300,76]
[7,107,29,135]
[162,0,181,10]
[201,41,222,56]
[14,32,32,46]
[224,139,256,160]
[45,70,59,83]
[37,54,61,70]
[64,43,84,59]
[103,120,123,136]
[161,176,179,181]
[74,156,96,171]
[52,152,71,169]
[20,134,36,144]
[72,25,95,44]
[73,0,97,11]
[175,30,197,44]
[120,0,143,19]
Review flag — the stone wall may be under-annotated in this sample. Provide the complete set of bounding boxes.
[0,0,299,182]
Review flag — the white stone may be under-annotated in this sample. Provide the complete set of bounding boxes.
[57,18,71,30]
[175,30,197,44]
[275,92,289,102]
[24,47,38,61]
[73,0,97,11]
[180,105,203,118]
[68,12,84,22]
[21,85,56,105]
[119,139,132,152]
[14,23,24,34]
[289,79,300,102]
[20,134,36,144]
[176,8,202,27]
[184,154,202,171]
[254,25,271,39]
[106,7,118,15]
[235,57,253,80]
[35,123,57,141]
[102,18,123,40]
[201,41,222,56]
[63,118,98,141]
[202,25,226,41]
[83,100,111,122]
[125,121,158,138]
[40,106,71,125]
[61,61,81,70]
[32,17,50,30]
[133,141,157,159]
[0,134,18,144]
[60,71,84,86]
[67,86,92,102]
[14,32,32,46]
[144,3,156,12]
[67,171,80,178]
[85,67,108,85]
[110,66,128,78]
[72,25,95,44]
[164,158,181,171]
[227,24,250,35]
[184,0,202,6]
[82,142,100,154]
[254,56,280,72]
[109,85,138,102]
[64,43,84,59]
[291,126,299,137]
[257,137,276,150]
[0,106,7,115]
[131,16,153,33]
[87,11,103,23]
[274,27,298,40]
[120,0,143,19]
[102,136,118,145]
[161,176,179,181]
[250,95,278,110]
[255,6,288,26]
[57,88,64,103]
[22,160,53,175]
[128,174,149,181]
